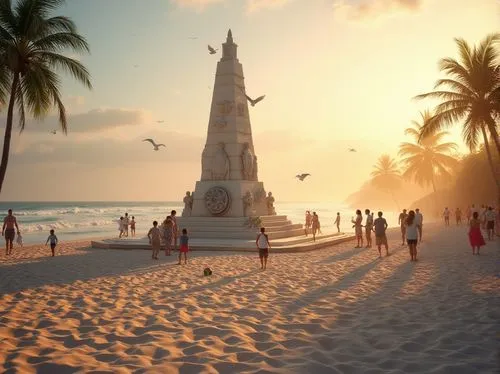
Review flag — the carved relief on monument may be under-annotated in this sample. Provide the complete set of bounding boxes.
[213,116,227,129]
[253,186,265,203]
[205,186,231,216]
[242,191,254,217]
[217,100,234,116]
[212,142,230,180]
[241,142,254,180]
[266,192,276,216]
[252,156,258,181]
[237,102,246,117]
[201,146,212,180]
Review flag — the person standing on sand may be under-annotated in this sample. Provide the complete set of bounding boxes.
[2,209,20,256]
[485,206,496,241]
[405,210,419,261]
[162,216,173,256]
[480,205,487,229]
[168,210,178,250]
[311,212,320,241]
[415,208,423,243]
[466,206,472,224]
[304,211,312,236]
[334,212,340,233]
[352,209,363,248]
[178,228,189,265]
[123,213,130,237]
[256,227,271,270]
[45,229,58,257]
[118,217,124,238]
[398,209,408,246]
[443,207,450,226]
[364,209,373,248]
[130,216,136,237]
[373,211,389,258]
[469,212,485,255]
[455,208,462,225]
[147,221,161,260]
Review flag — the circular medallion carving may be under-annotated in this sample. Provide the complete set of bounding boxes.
[204,186,231,216]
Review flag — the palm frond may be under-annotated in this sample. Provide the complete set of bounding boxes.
[438,57,472,87]
[32,32,90,53]
[38,52,91,89]
[0,0,18,36]
[433,78,476,97]
[454,38,474,72]
[414,90,470,102]
[419,107,469,139]
[461,114,482,151]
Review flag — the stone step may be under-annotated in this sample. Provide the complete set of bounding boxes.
[179,223,301,233]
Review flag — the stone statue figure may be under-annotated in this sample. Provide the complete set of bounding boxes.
[241,142,254,180]
[201,146,211,180]
[212,142,230,180]
[242,191,254,217]
[266,192,276,216]
[182,191,194,217]
[252,156,258,181]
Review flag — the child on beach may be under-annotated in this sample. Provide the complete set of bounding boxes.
[45,229,58,257]
[405,210,419,261]
[334,212,340,233]
[256,227,271,270]
[469,212,485,255]
[130,216,136,237]
[373,211,389,257]
[147,221,161,260]
[178,228,189,265]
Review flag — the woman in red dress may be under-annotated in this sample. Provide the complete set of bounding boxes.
[469,212,485,255]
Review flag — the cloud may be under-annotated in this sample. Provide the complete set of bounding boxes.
[170,0,225,11]
[333,0,422,19]
[246,0,291,13]
[0,107,151,134]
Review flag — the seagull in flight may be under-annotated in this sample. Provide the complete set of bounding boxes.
[133,64,139,68]
[143,138,165,151]
[245,93,265,107]
[296,173,311,181]
[208,45,218,55]
[348,148,357,152]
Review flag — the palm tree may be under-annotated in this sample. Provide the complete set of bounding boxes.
[414,33,500,193]
[370,154,402,210]
[0,0,92,194]
[398,111,459,192]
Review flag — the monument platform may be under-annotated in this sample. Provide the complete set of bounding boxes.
[91,232,355,253]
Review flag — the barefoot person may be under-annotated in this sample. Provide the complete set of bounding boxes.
[455,208,462,225]
[352,209,363,248]
[485,206,496,241]
[373,211,389,257]
[398,209,408,245]
[130,216,136,237]
[443,207,450,226]
[168,210,178,250]
[334,212,340,233]
[364,209,373,248]
[2,209,20,256]
[162,216,174,256]
[304,211,312,236]
[123,212,130,237]
[178,228,189,265]
[415,208,423,243]
[405,210,419,261]
[311,212,320,241]
[469,212,485,255]
[45,229,59,257]
[256,227,271,270]
[466,205,472,224]
[147,221,161,260]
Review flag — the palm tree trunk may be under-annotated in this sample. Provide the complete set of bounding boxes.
[481,125,500,202]
[485,116,500,158]
[0,74,19,195]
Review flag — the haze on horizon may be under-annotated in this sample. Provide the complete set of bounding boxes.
[0,0,498,203]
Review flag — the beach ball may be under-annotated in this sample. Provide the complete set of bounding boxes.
[203,267,213,276]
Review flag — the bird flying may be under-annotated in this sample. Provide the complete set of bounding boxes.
[143,138,166,151]
[208,45,218,55]
[133,64,139,68]
[348,148,357,152]
[245,94,265,107]
[296,173,311,181]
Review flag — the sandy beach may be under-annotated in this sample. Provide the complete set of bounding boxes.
[0,225,498,373]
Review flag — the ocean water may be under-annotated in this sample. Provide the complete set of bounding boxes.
[0,201,402,245]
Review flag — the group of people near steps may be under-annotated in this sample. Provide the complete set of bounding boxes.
[351,209,423,261]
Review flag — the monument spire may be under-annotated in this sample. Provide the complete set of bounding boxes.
[227,29,233,43]
[222,28,237,60]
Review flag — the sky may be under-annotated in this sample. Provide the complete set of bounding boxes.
[0,0,498,202]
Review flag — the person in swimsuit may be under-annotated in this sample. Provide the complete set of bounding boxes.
[256,227,271,270]
[334,212,340,233]
[2,209,20,256]
[398,209,408,245]
[148,221,161,260]
[130,216,136,237]
[304,211,312,236]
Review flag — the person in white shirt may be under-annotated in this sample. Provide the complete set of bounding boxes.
[485,206,496,241]
[405,210,419,261]
[256,227,271,270]
[415,208,423,243]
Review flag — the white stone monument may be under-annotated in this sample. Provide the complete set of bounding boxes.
[187,29,271,218]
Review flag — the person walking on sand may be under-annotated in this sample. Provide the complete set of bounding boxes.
[168,210,178,250]
[334,212,341,233]
[443,207,450,226]
[2,209,20,256]
[123,213,130,237]
[364,209,373,248]
[352,209,363,248]
[466,205,472,224]
[256,227,271,270]
[162,216,174,256]
[147,221,161,260]
[415,208,423,243]
[118,217,124,238]
[455,208,462,225]
[405,210,419,261]
[469,212,485,255]
[178,228,189,265]
[130,216,136,237]
[373,211,389,257]
[304,211,312,236]
[311,212,320,241]
[398,209,408,245]
[45,229,58,257]
[485,206,496,241]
